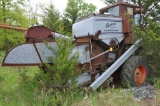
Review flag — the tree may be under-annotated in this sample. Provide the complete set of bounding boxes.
[40,2,70,36]
[24,0,38,25]
[46,37,80,87]
[131,0,160,29]
[0,0,34,51]
[0,0,32,27]
[63,0,96,34]
[129,1,160,76]
[35,37,80,89]
[41,3,61,32]
[101,0,122,5]
[132,19,160,76]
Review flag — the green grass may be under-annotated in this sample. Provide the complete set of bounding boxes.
[0,52,42,105]
[0,66,40,105]
[0,51,84,106]
[72,89,139,106]
[1,51,160,106]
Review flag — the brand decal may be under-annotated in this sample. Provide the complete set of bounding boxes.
[106,23,116,28]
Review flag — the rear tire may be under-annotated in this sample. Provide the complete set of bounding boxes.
[121,56,150,87]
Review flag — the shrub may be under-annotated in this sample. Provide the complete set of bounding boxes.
[37,37,80,89]
[132,19,160,76]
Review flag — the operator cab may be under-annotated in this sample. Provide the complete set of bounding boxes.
[99,2,141,24]
[99,2,142,44]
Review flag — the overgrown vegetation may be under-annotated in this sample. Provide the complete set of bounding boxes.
[1,61,160,106]
[0,0,160,105]
[0,50,83,105]
[45,37,80,87]
[133,19,160,77]
[33,37,81,93]
[0,0,36,52]
[0,58,151,106]
[8,37,82,105]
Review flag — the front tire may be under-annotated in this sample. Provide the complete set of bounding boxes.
[121,56,150,87]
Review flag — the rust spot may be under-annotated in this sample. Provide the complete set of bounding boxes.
[85,46,89,51]
[76,37,90,43]
[88,86,94,92]
[93,30,101,40]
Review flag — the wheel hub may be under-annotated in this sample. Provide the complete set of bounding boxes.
[134,65,147,85]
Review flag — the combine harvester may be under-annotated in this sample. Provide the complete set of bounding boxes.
[2,2,150,91]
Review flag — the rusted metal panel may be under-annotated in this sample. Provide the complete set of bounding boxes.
[26,38,56,43]
[90,43,108,75]
[91,43,107,65]
[2,63,40,66]
[24,26,51,40]
[76,37,90,43]
[120,4,134,33]
[122,17,131,33]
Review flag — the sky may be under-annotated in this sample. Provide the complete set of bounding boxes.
[32,0,107,13]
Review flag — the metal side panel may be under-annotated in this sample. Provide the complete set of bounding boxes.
[100,33,124,45]
[35,42,57,63]
[69,44,90,63]
[2,43,41,66]
[89,40,141,91]
[73,16,122,38]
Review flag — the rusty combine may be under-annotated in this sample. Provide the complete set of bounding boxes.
[1,2,150,91]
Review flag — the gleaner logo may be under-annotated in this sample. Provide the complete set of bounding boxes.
[106,23,116,28]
